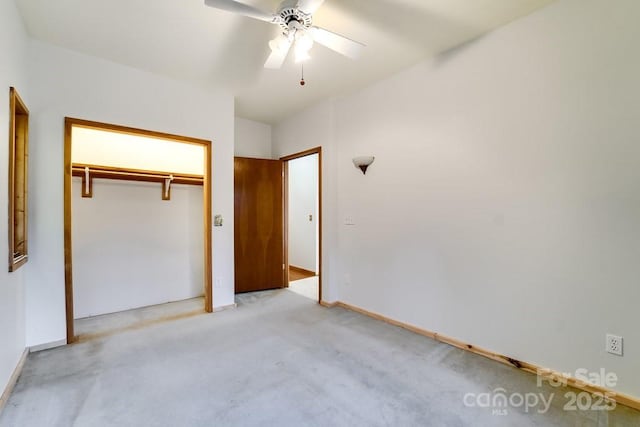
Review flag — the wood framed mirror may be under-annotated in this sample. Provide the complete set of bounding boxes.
[8,87,29,272]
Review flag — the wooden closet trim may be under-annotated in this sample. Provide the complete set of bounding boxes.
[64,117,213,344]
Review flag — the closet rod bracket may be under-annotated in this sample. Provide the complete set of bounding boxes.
[82,167,93,198]
[162,174,174,201]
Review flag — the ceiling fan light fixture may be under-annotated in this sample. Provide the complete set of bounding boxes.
[295,31,314,50]
[294,47,311,63]
[204,0,365,70]
[269,34,291,54]
[294,31,313,63]
[295,53,311,63]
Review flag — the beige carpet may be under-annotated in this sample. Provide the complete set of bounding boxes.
[2,290,638,426]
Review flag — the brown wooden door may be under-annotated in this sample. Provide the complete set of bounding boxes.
[234,157,284,293]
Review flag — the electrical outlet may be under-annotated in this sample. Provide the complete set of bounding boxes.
[606,334,623,356]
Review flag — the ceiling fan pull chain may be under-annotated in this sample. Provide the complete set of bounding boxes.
[300,63,306,86]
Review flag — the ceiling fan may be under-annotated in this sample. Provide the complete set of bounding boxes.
[204,0,366,69]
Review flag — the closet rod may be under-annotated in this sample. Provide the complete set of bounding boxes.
[71,163,204,186]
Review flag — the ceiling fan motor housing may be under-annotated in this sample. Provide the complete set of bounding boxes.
[277,5,312,31]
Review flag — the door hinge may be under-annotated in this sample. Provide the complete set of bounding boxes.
[282,263,285,270]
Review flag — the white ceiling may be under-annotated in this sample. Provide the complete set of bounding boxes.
[16,0,554,124]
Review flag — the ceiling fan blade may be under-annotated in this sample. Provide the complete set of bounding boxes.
[310,27,365,60]
[264,38,293,69]
[297,0,326,14]
[204,0,275,23]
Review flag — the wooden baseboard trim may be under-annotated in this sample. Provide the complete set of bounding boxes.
[289,265,317,276]
[333,301,640,411]
[0,348,28,414]
[319,300,338,308]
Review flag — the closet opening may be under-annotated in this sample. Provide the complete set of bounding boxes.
[63,118,212,343]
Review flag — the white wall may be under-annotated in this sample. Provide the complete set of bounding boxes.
[234,117,272,158]
[288,154,318,273]
[72,179,203,318]
[273,0,640,397]
[0,0,28,397]
[25,41,236,347]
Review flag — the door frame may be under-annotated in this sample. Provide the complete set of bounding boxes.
[280,147,322,303]
[63,117,213,343]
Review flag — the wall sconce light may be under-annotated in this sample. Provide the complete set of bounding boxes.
[352,156,375,175]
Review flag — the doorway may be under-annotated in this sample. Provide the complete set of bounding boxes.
[64,118,213,343]
[282,148,322,303]
[232,147,322,302]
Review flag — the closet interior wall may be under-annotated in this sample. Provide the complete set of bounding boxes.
[71,179,204,319]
